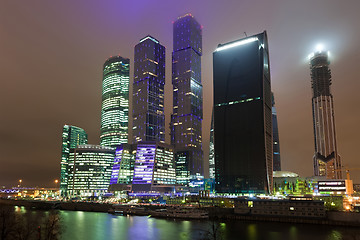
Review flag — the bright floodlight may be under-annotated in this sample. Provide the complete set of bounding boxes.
[316,44,324,53]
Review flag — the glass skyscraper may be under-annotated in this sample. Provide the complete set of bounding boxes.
[309,50,342,179]
[67,144,115,198]
[100,56,130,147]
[170,14,203,184]
[272,92,281,171]
[209,110,215,179]
[213,32,273,194]
[133,35,165,143]
[60,125,88,197]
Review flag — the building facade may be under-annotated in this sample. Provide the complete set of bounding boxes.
[272,92,281,171]
[110,143,136,185]
[110,142,176,192]
[170,14,203,184]
[309,51,342,179]
[212,32,273,194]
[209,111,215,179]
[133,36,165,143]
[67,144,115,197]
[100,56,130,147]
[60,125,88,197]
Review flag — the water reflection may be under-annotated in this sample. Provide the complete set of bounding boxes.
[58,211,360,240]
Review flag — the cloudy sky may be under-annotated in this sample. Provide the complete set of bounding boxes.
[1,0,360,187]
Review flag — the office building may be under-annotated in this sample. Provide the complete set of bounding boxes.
[272,93,281,171]
[213,31,273,194]
[170,14,203,184]
[109,142,176,193]
[100,56,130,147]
[133,35,165,143]
[67,144,115,197]
[309,50,342,179]
[60,125,88,197]
[110,144,136,185]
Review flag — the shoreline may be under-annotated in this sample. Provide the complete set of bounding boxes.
[1,199,359,227]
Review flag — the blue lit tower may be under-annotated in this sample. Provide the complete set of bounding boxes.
[100,56,130,147]
[133,36,165,143]
[272,92,281,171]
[213,32,273,194]
[170,14,203,184]
[60,125,88,197]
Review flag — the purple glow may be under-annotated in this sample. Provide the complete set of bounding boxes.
[109,146,123,184]
[132,144,156,185]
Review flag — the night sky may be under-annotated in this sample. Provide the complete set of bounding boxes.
[1,0,360,187]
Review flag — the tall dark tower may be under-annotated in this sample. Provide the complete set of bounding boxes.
[100,56,130,147]
[133,35,165,143]
[272,92,281,171]
[213,31,273,194]
[310,50,342,179]
[170,14,203,184]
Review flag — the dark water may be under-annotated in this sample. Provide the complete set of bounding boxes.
[58,210,360,240]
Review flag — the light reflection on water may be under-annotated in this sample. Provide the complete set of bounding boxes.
[57,211,360,240]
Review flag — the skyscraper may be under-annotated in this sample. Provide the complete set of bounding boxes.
[170,14,203,184]
[309,50,342,179]
[209,110,215,179]
[60,125,88,197]
[272,92,281,171]
[213,31,273,194]
[100,56,130,147]
[133,35,165,143]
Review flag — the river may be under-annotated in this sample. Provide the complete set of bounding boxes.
[57,210,360,240]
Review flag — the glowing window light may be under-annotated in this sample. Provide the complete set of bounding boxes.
[215,37,258,52]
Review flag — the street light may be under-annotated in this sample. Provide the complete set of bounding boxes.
[18,179,22,188]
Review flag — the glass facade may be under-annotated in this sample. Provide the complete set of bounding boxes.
[60,125,88,197]
[209,110,215,179]
[213,32,273,194]
[272,92,281,171]
[110,144,135,185]
[310,51,342,179]
[67,144,115,197]
[132,143,176,192]
[133,36,165,143]
[170,14,203,184]
[100,56,130,147]
[109,142,176,192]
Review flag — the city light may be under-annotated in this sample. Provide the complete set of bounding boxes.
[215,37,258,52]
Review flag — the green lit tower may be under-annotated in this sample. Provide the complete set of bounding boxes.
[60,125,88,197]
[100,56,130,147]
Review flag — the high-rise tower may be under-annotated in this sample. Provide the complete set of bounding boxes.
[60,125,88,197]
[170,14,203,184]
[100,56,130,147]
[213,31,273,194]
[309,50,342,179]
[272,92,281,171]
[133,35,165,143]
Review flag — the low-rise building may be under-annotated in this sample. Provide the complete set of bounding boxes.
[234,198,326,218]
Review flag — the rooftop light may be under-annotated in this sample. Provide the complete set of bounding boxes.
[215,37,258,52]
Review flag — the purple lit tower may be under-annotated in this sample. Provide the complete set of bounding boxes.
[170,14,203,184]
[133,35,166,143]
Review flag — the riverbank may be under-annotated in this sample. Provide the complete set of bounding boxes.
[1,199,360,227]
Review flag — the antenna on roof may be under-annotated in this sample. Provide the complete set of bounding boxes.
[244,32,248,37]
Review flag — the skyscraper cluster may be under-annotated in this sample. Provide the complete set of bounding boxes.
[60,13,343,198]
[60,14,204,197]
